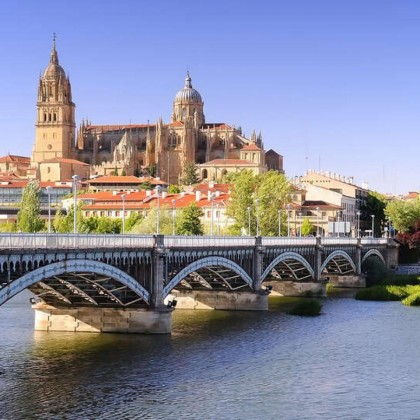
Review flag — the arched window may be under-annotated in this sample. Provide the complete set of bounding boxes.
[202,169,208,179]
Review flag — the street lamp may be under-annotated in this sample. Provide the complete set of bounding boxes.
[72,175,79,234]
[356,210,361,238]
[46,186,52,233]
[278,209,281,236]
[121,194,126,235]
[298,211,302,237]
[287,204,291,237]
[337,212,340,238]
[216,203,220,235]
[210,193,215,236]
[247,206,251,236]
[388,218,392,238]
[316,206,320,237]
[155,185,162,235]
[371,214,375,238]
[255,198,260,237]
[172,199,176,235]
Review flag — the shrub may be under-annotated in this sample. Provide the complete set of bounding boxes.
[362,257,388,287]
[288,299,322,316]
[402,292,420,306]
[355,285,403,301]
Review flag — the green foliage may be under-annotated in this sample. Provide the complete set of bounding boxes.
[361,191,388,236]
[402,291,420,306]
[149,164,156,177]
[130,206,173,235]
[227,170,291,236]
[17,181,45,232]
[125,212,143,232]
[301,217,314,236]
[355,285,406,301]
[0,223,17,233]
[385,198,420,233]
[361,256,389,287]
[180,162,200,185]
[112,166,118,176]
[139,180,152,190]
[168,184,181,194]
[288,299,322,316]
[176,203,204,235]
[121,168,127,176]
[53,203,83,233]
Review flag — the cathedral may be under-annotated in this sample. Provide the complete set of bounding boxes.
[31,39,283,184]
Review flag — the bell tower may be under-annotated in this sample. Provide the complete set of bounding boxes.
[32,36,75,165]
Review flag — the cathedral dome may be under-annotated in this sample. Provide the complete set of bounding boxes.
[174,72,202,103]
[43,39,66,80]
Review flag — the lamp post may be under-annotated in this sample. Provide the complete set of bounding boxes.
[337,212,340,238]
[172,199,176,235]
[255,198,260,237]
[278,209,281,236]
[287,204,291,237]
[247,206,251,236]
[388,218,392,238]
[155,185,161,235]
[121,194,126,235]
[371,214,375,238]
[356,210,361,238]
[210,193,215,236]
[316,206,320,237]
[72,175,79,234]
[46,186,52,233]
[298,211,302,237]
[216,203,220,235]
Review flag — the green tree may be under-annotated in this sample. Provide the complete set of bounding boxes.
[301,217,314,236]
[168,184,181,194]
[17,181,45,232]
[180,162,200,185]
[227,170,291,236]
[361,191,388,236]
[125,212,143,232]
[139,180,152,190]
[121,168,127,176]
[53,202,83,233]
[176,203,204,235]
[112,166,118,176]
[385,198,420,233]
[130,206,173,234]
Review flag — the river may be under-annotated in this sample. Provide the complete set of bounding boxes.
[1,291,420,419]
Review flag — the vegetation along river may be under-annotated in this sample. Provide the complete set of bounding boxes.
[1,291,420,419]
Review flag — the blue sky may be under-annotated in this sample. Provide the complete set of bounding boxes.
[0,0,419,194]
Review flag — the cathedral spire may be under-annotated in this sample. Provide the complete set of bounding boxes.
[50,33,59,65]
[185,71,192,89]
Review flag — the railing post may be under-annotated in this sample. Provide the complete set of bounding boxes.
[253,236,265,290]
[386,238,399,270]
[150,235,166,308]
[356,237,362,274]
[314,236,323,281]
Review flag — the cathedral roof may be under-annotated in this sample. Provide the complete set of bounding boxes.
[43,37,66,80]
[41,157,89,165]
[0,154,30,164]
[200,159,258,166]
[242,143,262,151]
[174,72,203,104]
[85,124,154,133]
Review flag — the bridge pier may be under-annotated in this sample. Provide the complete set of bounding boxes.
[33,303,172,334]
[328,274,366,288]
[267,281,326,297]
[168,291,268,311]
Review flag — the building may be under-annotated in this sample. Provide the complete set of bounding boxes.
[31,39,283,184]
[0,155,31,177]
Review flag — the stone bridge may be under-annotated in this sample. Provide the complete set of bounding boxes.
[0,234,398,333]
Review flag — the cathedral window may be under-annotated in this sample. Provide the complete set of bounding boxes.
[53,113,57,122]
[43,113,47,122]
[202,169,208,179]
[48,113,52,122]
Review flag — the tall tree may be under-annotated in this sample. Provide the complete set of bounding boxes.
[301,217,314,236]
[180,162,200,185]
[361,191,388,236]
[385,198,420,233]
[17,181,45,232]
[176,203,204,235]
[130,206,173,234]
[227,170,291,236]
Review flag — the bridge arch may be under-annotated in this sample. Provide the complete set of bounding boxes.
[362,249,386,266]
[320,250,356,274]
[262,252,315,281]
[163,256,253,298]
[0,259,150,306]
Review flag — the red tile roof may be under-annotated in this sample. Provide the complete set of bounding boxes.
[85,124,154,132]
[242,143,262,151]
[0,154,30,164]
[84,176,168,185]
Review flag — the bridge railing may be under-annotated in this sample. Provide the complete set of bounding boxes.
[162,236,256,248]
[321,238,358,245]
[0,234,156,249]
[360,238,388,245]
[261,237,317,246]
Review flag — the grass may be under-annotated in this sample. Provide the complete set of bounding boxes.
[355,274,420,307]
[288,299,322,317]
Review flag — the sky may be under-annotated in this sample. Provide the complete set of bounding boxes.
[0,0,419,195]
